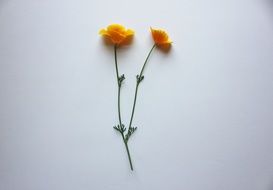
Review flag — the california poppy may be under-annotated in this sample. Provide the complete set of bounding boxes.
[99,24,134,45]
[150,27,172,48]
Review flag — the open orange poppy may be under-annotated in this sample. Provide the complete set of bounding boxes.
[99,24,134,45]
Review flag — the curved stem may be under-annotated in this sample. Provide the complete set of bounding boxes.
[128,44,156,130]
[140,44,156,77]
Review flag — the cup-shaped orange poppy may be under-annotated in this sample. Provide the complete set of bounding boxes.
[150,27,172,50]
[99,24,134,46]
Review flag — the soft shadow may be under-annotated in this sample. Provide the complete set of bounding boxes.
[265,0,273,17]
[156,43,172,54]
[99,38,114,57]
[0,0,9,12]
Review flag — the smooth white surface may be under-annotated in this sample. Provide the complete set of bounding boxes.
[1,0,273,189]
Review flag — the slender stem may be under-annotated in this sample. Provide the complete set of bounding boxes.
[122,134,133,170]
[128,44,156,130]
[114,45,119,82]
[140,44,156,77]
[114,45,122,126]
[124,142,133,170]
[128,82,139,129]
[117,86,122,126]
[114,45,134,171]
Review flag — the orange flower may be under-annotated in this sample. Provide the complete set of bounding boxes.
[99,24,134,45]
[150,27,172,46]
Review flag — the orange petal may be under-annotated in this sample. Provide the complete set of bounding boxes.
[150,27,171,45]
[107,24,126,33]
[108,30,126,44]
[99,24,134,46]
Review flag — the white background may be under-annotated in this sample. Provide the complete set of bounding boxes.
[1,0,273,189]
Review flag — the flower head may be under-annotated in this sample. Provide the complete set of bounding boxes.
[99,24,134,45]
[150,27,172,48]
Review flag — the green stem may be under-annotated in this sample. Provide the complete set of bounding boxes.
[122,134,133,170]
[114,45,134,171]
[128,82,139,129]
[114,45,122,127]
[140,44,156,76]
[128,44,156,130]
[124,142,133,170]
